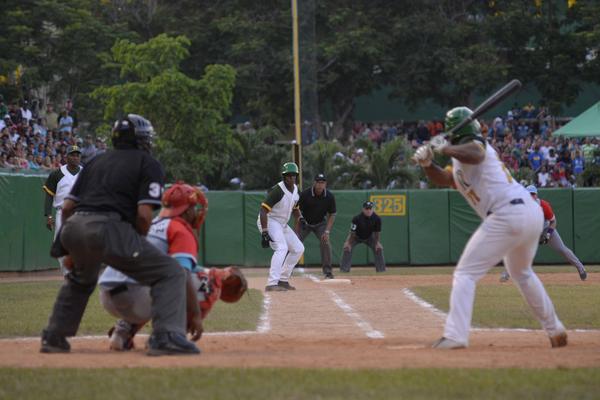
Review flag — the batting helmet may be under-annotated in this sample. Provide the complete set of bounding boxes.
[111,114,155,152]
[526,185,538,195]
[281,162,299,176]
[445,107,481,145]
[159,182,208,229]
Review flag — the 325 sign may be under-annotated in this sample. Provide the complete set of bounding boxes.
[369,195,406,216]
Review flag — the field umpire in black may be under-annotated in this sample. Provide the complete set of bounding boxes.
[41,114,201,356]
[340,201,386,273]
[296,173,336,279]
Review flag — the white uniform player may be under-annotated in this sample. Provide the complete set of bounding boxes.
[258,162,304,291]
[43,145,82,275]
[413,106,566,349]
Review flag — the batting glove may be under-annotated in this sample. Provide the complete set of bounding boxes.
[430,135,449,153]
[261,231,273,248]
[412,145,433,167]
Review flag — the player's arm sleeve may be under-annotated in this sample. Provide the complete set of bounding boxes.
[329,193,337,215]
[138,156,165,209]
[261,185,284,211]
[374,215,382,232]
[541,201,555,221]
[43,170,60,215]
[350,216,358,232]
[167,221,198,270]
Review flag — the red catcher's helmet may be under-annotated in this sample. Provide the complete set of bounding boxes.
[159,182,208,229]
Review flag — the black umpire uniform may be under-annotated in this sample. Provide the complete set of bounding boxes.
[340,201,386,272]
[296,174,336,278]
[41,114,199,355]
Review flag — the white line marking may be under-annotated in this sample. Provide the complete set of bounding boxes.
[402,288,447,320]
[305,272,383,339]
[403,288,600,333]
[257,293,272,333]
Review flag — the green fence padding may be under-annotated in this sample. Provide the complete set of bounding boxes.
[367,190,409,264]
[203,191,244,265]
[408,189,450,265]
[534,189,573,264]
[448,191,481,263]
[243,192,272,267]
[0,176,25,271]
[22,176,56,270]
[573,188,600,263]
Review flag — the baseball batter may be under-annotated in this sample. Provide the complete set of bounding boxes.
[258,162,304,292]
[413,106,566,349]
[43,145,82,275]
[500,185,587,282]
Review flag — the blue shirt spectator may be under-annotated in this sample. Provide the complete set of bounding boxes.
[572,152,584,175]
[528,146,544,171]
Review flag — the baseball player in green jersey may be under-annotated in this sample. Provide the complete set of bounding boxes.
[43,145,82,275]
[258,162,304,291]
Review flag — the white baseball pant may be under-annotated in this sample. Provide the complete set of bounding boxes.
[54,208,68,276]
[259,219,304,286]
[444,199,565,346]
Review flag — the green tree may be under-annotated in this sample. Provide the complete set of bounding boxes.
[92,33,238,187]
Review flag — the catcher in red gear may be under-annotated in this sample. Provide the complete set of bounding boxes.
[97,182,247,351]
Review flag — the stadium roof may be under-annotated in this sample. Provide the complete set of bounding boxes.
[555,101,600,137]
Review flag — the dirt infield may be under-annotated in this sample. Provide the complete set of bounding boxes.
[1,270,599,369]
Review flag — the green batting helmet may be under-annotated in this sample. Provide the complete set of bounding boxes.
[281,162,299,176]
[445,107,481,145]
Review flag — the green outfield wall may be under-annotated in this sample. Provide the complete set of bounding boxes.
[1,174,599,271]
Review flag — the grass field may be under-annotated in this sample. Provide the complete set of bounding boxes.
[411,285,600,329]
[0,281,263,337]
[1,368,599,400]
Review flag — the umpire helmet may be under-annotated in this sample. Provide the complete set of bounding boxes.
[111,114,155,152]
[281,162,299,176]
[445,107,481,145]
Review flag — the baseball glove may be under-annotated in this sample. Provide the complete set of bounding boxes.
[219,266,248,303]
[539,227,554,245]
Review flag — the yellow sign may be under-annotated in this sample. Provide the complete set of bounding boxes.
[370,194,406,216]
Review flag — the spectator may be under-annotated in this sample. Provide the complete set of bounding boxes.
[20,100,33,124]
[538,165,550,187]
[95,137,107,156]
[546,148,558,168]
[581,137,596,166]
[42,103,59,132]
[528,145,544,172]
[80,134,97,165]
[58,110,73,134]
[416,120,430,143]
[572,151,584,175]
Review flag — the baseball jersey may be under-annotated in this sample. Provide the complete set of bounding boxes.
[259,181,299,225]
[539,199,555,221]
[43,164,82,209]
[67,148,164,225]
[99,216,198,286]
[452,140,526,219]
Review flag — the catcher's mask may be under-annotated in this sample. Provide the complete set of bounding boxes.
[445,106,481,145]
[159,182,208,229]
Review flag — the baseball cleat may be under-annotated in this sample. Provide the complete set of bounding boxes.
[265,284,287,292]
[431,337,467,350]
[549,331,568,348]
[278,281,296,290]
[108,320,136,351]
[499,271,510,283]
[40,330,70,353]
[576,266,587,281]
[324,273,335,279]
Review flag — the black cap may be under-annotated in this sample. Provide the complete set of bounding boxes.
[314,173,327,182]
[66,145,81,154]
[363,201,374,209]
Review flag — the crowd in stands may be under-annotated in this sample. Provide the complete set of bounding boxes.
[0,96,106,172]
[345,102,599,188]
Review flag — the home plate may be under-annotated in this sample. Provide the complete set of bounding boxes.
[317,278,351,284]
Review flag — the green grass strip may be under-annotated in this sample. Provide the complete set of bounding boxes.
[0,281,262,337]
[411,285,600,329]
[1,368,599,400]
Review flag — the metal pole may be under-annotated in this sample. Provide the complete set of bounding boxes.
[291,0,302,188]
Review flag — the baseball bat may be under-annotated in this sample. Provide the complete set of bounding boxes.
[446,79,522,136]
